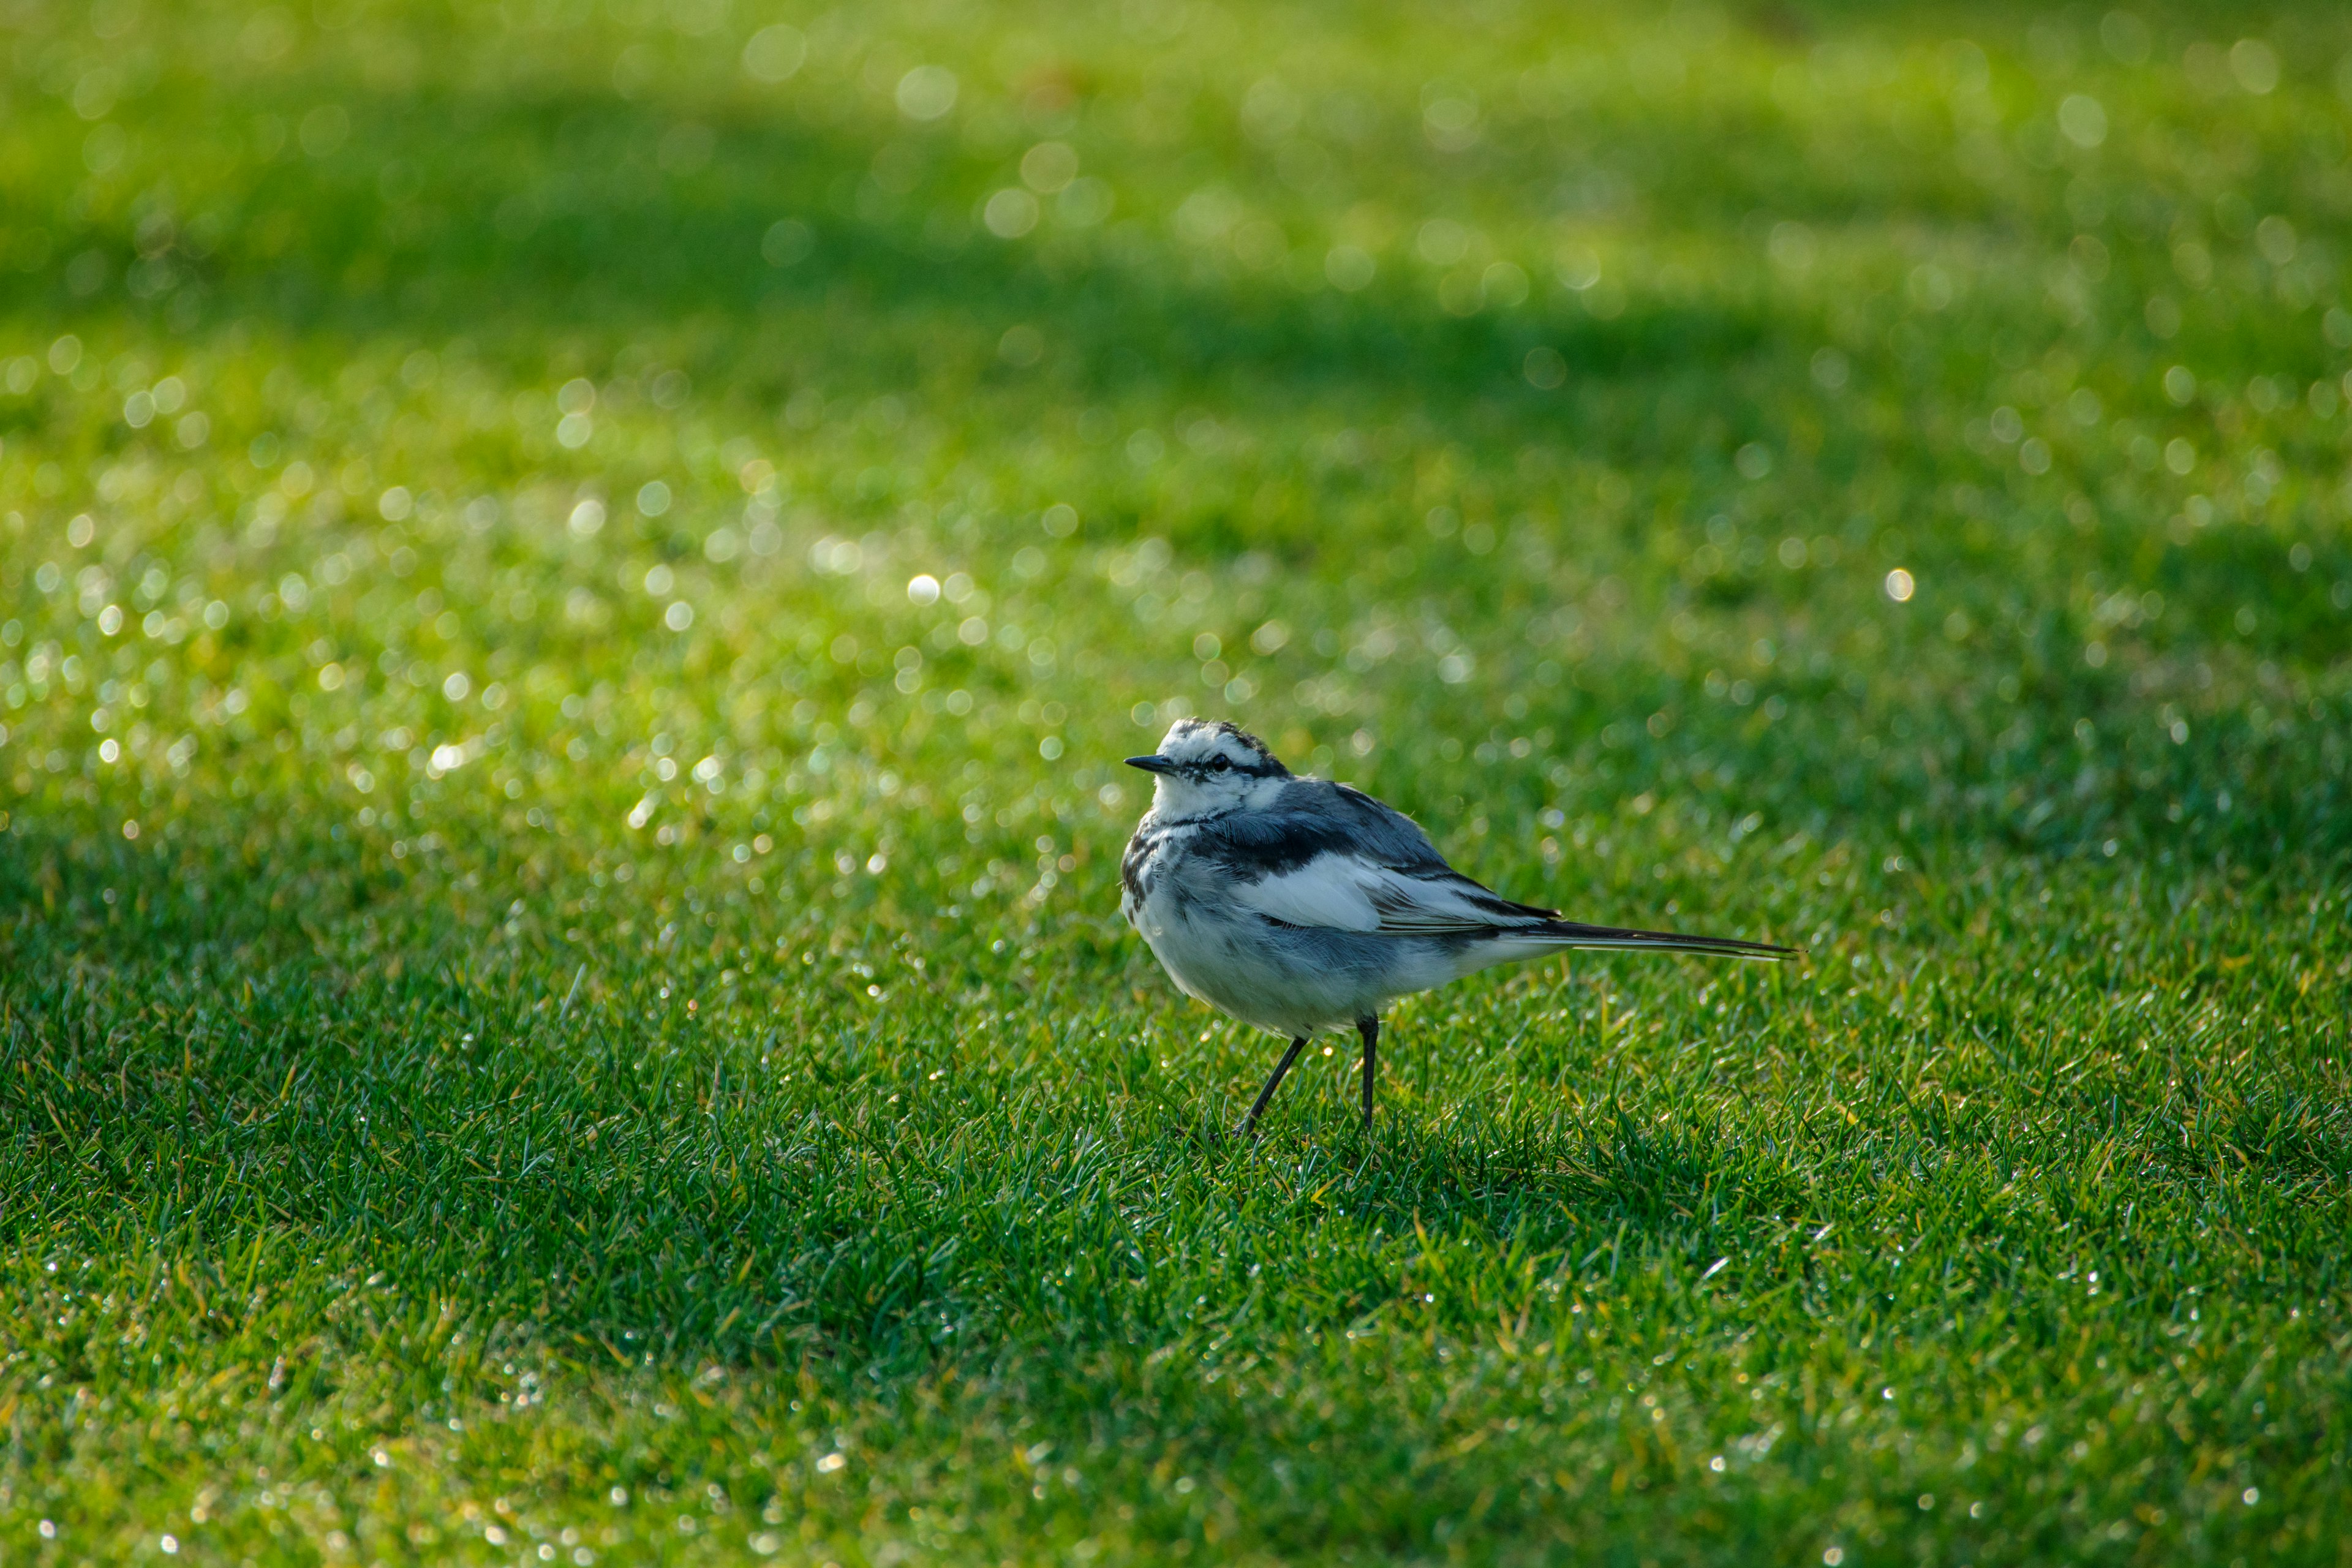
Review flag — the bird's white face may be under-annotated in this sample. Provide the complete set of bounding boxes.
[1128,720,1289,817]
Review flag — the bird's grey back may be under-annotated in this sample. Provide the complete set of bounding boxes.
[1189,778,1449,879]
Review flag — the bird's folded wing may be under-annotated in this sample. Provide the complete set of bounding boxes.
[1233,853,1554,934]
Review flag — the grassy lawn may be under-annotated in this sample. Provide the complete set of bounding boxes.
[6,0,2352,1561]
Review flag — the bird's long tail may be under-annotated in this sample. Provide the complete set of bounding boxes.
[1525,921,1797,960]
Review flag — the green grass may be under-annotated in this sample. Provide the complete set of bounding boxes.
[5,0,2352,1561]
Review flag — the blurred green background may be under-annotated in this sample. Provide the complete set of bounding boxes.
[2,0,2350,1562]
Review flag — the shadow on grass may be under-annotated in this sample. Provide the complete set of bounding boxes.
[7,886,2348,1396]
[0,920,1790,1359]
[4,78,2342,671]
[8,81,1784,414]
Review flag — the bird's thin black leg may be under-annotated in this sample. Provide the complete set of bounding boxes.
[1242,1036,1310,1136]
[1357,1016,1379,1131]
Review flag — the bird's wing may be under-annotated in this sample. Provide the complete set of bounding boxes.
[1231,853,1384,931]
[1196,780,1555,935]
[1234,854,1795,957]
[1200,795,1793,956]
[1232,853,1556,935]
[1196,778,1450,870]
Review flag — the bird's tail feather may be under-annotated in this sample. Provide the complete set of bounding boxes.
[1524,921,1797,960]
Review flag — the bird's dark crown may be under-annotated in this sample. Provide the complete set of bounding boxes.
[1159,719,1290,778]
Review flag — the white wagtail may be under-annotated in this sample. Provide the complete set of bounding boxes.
[1120,718,1793,1133]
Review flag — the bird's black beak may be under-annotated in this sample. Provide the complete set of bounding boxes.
[1125,755,1176,775]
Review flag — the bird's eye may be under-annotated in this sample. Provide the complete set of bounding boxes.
[1210,756,1231,771]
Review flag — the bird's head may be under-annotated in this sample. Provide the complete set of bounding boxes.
[1126,718,1290,815]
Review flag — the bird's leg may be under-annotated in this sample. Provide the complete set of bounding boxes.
[1357,1016,1379,1132]
[1241,1036,1310,1137]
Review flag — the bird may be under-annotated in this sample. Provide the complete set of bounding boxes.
[1118,718,1794,1134]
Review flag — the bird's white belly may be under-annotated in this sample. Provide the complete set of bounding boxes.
[1129,881,1404,1038]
